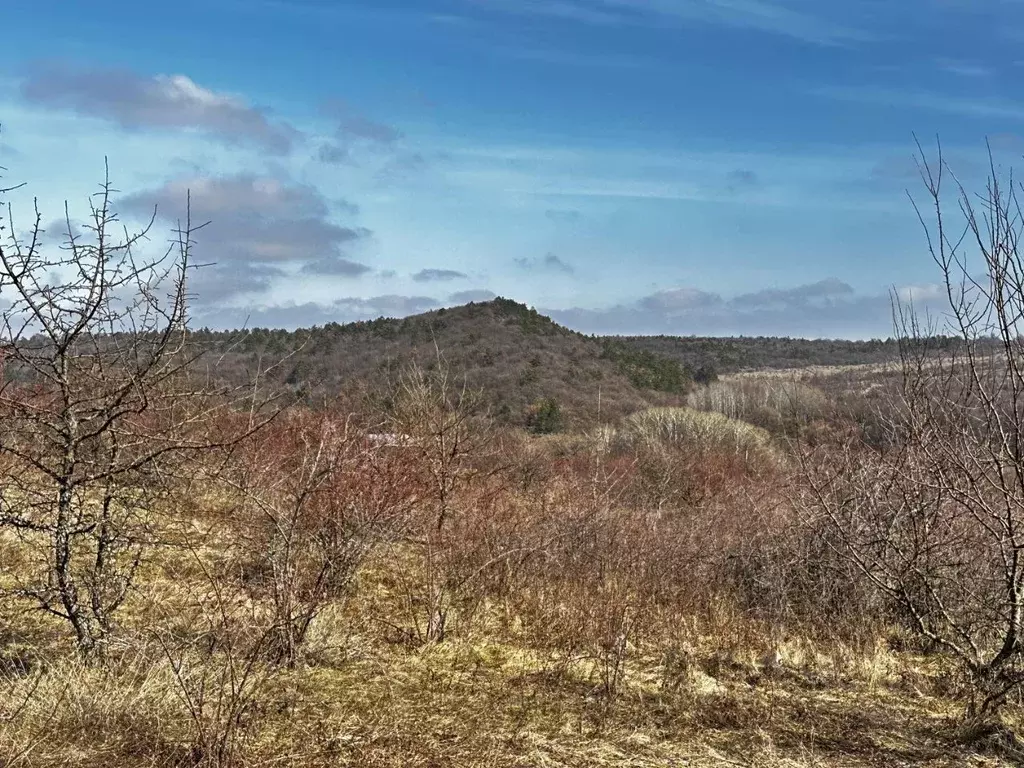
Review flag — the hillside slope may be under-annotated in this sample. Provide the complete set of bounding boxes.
[197,298,689,429]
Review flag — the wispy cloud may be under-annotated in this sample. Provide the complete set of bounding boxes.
[724,168,761,193]
[449,289,497,303]
[464,0,624,25]
[464,0,875,45]
[937,59,994,78]
[815,85,1024,122]
[439,140,900,211]
[316,99,409,167]
[545,208,584,223]
[335,116,402,144]
[413,268,469,282]
[515,253,576,275]
[495,46,653,69]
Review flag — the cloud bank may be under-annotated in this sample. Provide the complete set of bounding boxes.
[547,278,929,339]
[120,173,371,301]
[182,277,937,339]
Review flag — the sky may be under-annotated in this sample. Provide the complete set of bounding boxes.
[0,0,1020,338]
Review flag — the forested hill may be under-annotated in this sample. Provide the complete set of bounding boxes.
[190,298,917,429]
[192,298,690,431]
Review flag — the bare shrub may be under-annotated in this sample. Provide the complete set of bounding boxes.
[478,439,780,704]
[227,406,415,666]
[382,358,494,643]
[617,406,779,466]
[500,459,648,702]
[687,378,829,437]
[154,539,279,767]
[723,483,889,645]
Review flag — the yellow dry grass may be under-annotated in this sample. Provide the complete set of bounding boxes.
[0,496,1019,767]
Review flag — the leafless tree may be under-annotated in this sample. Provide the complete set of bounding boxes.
[385,355,491,642]
[0,164,275,657]
[802,138,1024,726]
[227,407,415,666]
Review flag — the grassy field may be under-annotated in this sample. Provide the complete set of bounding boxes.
[0,461,1020,765]
[1,541,1017,767]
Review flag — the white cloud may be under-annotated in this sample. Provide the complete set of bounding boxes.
[896,283,944,302]
[21,65,301,154]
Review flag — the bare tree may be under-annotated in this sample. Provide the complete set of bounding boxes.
[228,407,415,666]
[802,139,1024,726]
[0,165,274,656]
[385,355,491,643]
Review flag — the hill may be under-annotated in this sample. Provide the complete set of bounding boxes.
[194,298,691,430]
[192,299,935,428]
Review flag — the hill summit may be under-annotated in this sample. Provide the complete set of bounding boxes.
[197,298,691,429]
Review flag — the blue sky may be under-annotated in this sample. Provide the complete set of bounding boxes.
[0,0,1019,338]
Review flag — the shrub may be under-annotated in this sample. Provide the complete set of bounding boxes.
[687,378,829,437]
[227,408,415,666]
[525,397,563,434]
[617,407,778,463]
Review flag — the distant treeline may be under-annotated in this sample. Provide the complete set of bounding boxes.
[610,333,974,374]
[179,299,978,427]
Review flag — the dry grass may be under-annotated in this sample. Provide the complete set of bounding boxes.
[0,415,1020,767]
[0,601,1015,767]
[0,531,1019,768]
